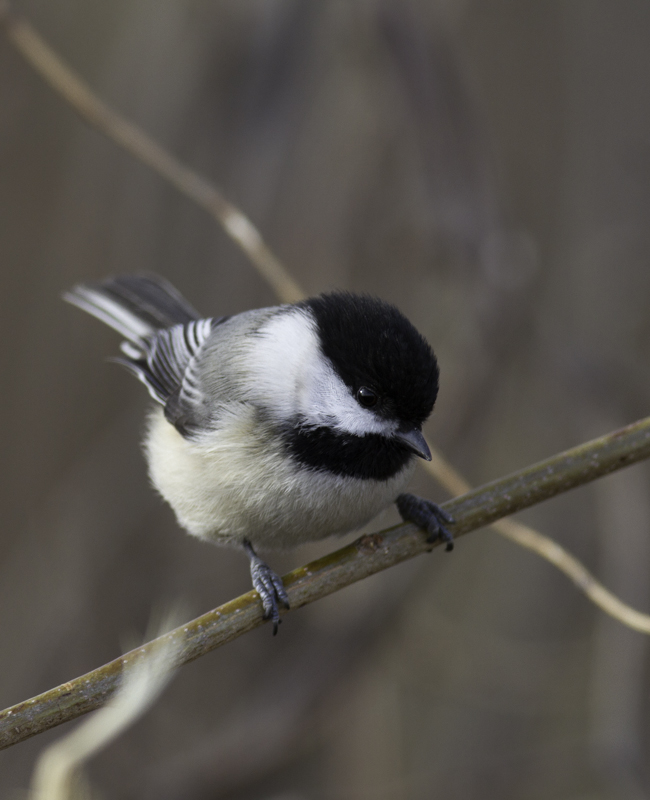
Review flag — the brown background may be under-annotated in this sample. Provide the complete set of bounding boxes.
[2,1,650,798]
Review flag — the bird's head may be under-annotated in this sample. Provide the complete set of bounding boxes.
[249,292,439,479]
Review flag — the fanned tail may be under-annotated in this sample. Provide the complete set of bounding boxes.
[64,275,220,432]
[63,274,201,343]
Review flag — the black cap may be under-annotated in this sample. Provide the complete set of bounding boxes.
[303,292,439,428]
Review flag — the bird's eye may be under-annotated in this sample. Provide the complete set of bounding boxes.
[356,386,379,409]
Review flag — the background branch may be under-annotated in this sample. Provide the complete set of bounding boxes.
[2,414,650,751]
[2,4,649,795]
[0,3,303,305]
[423,452,650,633]
[3,2,649,647]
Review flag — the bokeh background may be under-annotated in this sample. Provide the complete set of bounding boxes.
[2,1,650,798]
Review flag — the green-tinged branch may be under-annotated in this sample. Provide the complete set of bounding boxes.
[2,415,650,751]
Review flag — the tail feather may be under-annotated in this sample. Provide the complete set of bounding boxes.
[64,274,202,343]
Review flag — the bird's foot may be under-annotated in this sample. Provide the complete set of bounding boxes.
[396,494,455,551]
[243,540,290,635]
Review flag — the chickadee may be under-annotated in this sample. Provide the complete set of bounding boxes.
[65,275,453,632]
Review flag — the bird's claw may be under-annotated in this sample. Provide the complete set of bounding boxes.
[396,493,455,551]
[244,540,290,635]
[253,563,290,635]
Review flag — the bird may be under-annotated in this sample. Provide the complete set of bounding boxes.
[64,274,453,633]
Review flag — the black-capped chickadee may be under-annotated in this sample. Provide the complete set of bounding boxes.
[65,275,453,632]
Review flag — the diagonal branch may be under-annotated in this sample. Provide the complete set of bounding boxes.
[0,2,303,305]
[4,0,650,762]
[2,415,650,751]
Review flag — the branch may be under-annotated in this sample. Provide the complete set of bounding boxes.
[423,451,650,634]
[4,2,647,634]
[4,0,650,755]
[28,615,182,800]
[2,415,650,750]
[0,3,303,305]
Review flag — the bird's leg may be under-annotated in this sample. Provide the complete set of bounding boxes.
[242,539,290,635]
[396,494,455,551]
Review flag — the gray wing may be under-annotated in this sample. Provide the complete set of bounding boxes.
[117,318,223,436]
[65,275,228,438]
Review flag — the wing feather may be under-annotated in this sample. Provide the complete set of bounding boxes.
[65,275,227,437]
[117,318,222,435]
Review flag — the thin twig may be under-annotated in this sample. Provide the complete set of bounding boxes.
[1,415,650,750]
[3,2,648,635]
[29,617,182,800]
[4,0,650,748]
[2,0,650,653]
[422,453,650,634]
[493,517,650,633]
[0,3,303,305]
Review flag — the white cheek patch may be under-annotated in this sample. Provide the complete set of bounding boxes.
[245,308,395,437]
[298,351,393,436]
[243,308,318,421]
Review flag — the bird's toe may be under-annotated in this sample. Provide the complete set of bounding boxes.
[396,493,455,551]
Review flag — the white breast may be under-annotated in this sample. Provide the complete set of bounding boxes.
[143,406,414,550]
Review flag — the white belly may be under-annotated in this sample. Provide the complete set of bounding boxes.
[143,406,414,550]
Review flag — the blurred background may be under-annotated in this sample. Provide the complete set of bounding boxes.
[2,1,650,797]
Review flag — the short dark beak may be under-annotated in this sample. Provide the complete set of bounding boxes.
[394,427,432,461]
